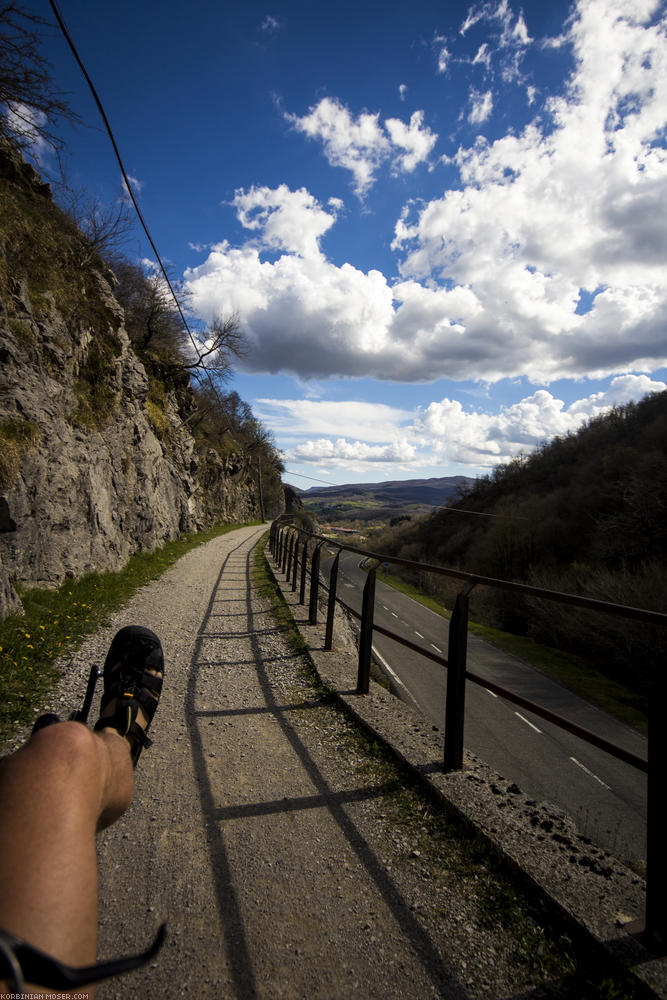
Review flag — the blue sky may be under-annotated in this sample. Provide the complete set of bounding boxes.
[28,0,667,488]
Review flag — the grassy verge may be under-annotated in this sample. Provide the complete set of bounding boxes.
[0,522,261,746]
[253,533,312,666]
[375,569,648,735]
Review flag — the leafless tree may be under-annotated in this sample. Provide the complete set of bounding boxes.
[114,260,247,383]
[183,314,248,382]
[0,4,80,156]
[56,185,136,268]
[114,259,184,354]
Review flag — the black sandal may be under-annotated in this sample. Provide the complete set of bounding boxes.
[93,625,164,766]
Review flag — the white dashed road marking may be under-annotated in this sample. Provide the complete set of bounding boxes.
[514,711,542,733]
[570,757,611,789]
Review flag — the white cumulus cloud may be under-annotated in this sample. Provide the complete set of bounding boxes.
[293,437,417,465]
[416,376,666,467]
[260,378,665,475]
[186,0,667,387]
[385,110,438,173]
[285,97,437,197]
[393,0,667,382]
[231,184,337,259]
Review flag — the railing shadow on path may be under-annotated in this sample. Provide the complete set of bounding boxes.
[271,521,667,954]
[185,530,471,1000]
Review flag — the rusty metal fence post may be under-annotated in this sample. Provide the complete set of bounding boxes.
[325,549,341,650]
[444,582,476,772]
[357,562,377,694]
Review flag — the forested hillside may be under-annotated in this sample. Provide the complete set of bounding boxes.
[370,391,667,694]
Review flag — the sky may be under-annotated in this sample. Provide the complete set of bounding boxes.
[25,0,667,489]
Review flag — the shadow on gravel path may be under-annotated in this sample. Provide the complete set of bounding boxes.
[186,532,468,1000]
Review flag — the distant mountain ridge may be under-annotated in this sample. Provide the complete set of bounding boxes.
[298,476,473,507]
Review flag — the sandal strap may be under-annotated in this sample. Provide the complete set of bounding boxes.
[94,707,153,760]
[100,680,161,715]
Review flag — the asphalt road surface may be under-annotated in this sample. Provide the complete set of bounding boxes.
[323,549,648,865]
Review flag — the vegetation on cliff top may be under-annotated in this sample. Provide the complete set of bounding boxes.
[0,0,285,516]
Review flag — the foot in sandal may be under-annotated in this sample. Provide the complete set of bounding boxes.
[94,625,164,766]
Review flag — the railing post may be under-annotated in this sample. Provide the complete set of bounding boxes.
[645,664,667,950]
[286,531,295,579]
[325,549,341,650]
[299,538,308,604]
[282,529,290,574]
[291,530,300,591]
[444,582,476,772]
[277,527,284,566]
[357,562,377,694]
[308,541,324,625]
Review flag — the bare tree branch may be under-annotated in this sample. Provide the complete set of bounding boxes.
[55,184,136,268]
[182,314,248,380]
[0,4,81,155]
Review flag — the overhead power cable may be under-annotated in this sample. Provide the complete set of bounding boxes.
[284,470,344,488]
[48,0,204,371]
[440,505,528,520]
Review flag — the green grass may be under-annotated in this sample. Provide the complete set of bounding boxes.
[0,522,261,747]
[375,569,648,735]
[253,534,311,664]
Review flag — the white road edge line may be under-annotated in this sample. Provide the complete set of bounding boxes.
[415,631,424,639]
[570,756,611,790]
[485,689,498,698]
[431,643,442,654]
[515,711,542,733]
[371,646,421,710]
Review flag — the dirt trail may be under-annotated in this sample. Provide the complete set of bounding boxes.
[64,525,563,999]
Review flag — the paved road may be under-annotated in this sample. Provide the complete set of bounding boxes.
[324,550,648,864]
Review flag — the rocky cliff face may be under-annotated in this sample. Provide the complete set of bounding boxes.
[0,144,274,619]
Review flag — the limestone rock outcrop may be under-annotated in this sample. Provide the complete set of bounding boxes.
[0,143,276,619]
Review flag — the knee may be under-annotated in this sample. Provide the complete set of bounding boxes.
[29,720,101,783]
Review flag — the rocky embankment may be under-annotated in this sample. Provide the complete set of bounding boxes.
[0,144,273,619]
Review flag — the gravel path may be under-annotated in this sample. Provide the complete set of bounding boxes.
[14,525,588,998]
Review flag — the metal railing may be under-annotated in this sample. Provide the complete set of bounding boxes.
[269,519,667,952]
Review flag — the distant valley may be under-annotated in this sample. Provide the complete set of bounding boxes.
[297,476,474,527]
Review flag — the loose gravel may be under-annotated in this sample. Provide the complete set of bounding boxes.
[5,525,624,998]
